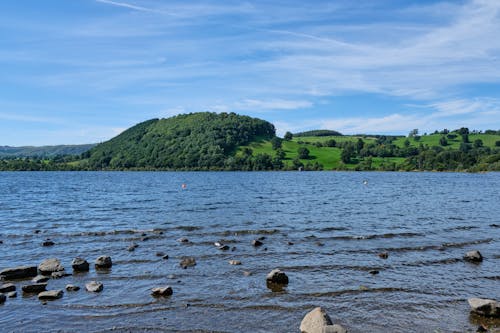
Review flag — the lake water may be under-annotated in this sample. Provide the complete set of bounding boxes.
[0,171,499,333]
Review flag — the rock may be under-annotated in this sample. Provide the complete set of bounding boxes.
[257,236,266,241]
[38,290,63,300]
[228,260,242,265]
[218,245,230,251]
[42,240,55,247]
[65,284,80,291]
[95,256,112,269]
[243,271,252,277]
[38,258,64,275]
[127,243,139,251]
[51,271,71,279]
[0,293,5,304]
[162,255,169,260]
[179,257,196,269]
[32,275,50,283]
[22,283,47,293]
[468,298,500,317]
[155,252,165,257]
[178,237,189,243]
[287,241,294,245]
[151,286,173,297]
[0,283,16,293]
[369,270,380,275]
[141,236,150,241]
[214,241,223,247]
[71,257,89,272]
[476,325,488,333]
[85,281,103,292]
[464,250,483,263]
[300,307,333,333]
[300,307,348,333]
[0,266,38,280]
[266,269,288,284]
[7,291,17,298]
[378,252,389,259]
[252,239,263,247]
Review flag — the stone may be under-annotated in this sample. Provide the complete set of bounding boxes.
[42,240,55,247]
[32,275,50,283]
[252,239,263,247]
[38,258,64,275]
[65,284,80,292]
[0,266,38,280]
[300,307,333,333]
[127,243,139,251]
[7,291,17,298]
[464,250,483,263]
[378,252,389,259]
[141,236,150,241]
[266,269,288,284]
[162,255,169,260]
[71,257,89,272]
[0,293,5,304]
[155,252,165,257]
[22,283,47,293]
[369,270,380,275]
[51,271,71,279]
[38,290,63,300]
[468,298,500,318]
[218,245,230,251]
[178,237,189,243]
[0,283,16,293]
[324,325,348,333]
[179,257,196,269]
[243,271,252,277]
[95,256,112,269]
[229,260,242,265]
[151,286,173,297]
[85,281,103,292]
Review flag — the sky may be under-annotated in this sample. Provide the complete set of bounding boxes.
[1,0,500,146]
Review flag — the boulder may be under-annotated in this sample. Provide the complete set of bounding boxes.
[229,260,242,265]
[266,269,289,284]
[0,283,16,293]
[0,266,38,280]
[32,275,50,283]
[179,257,196,269]
[65,284,80,292]
[38,290,63,300]
[71,258,89,272]
[95,256,112,269]
[464,250,483,263]
[22,283,47,293]
[468,298,500,318]
[300,307,347,333]
[151,286,173,297]
[38,258,64,275]
[85,281,103,292]
[0,293,5,304]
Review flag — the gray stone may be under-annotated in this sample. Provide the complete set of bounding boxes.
[324,325,348,333]
[218,245,230,251]
[65,284,80,292]
[38,290,63,300]
[228,260,242,265]
[22,283,47,293]
[7,291,17,298]
[266,269,289,284]
[38,258,64,275]
[178,237,189,243]
[95,256,112,269]
[127,243,139,252]
[0,293,5,304]
[300,307,333,333]
[0,266,38,280]
[464,250,483,263]
[252,239,263,247]
[85,281,103,292]
[51,271,71,279]
[0,283,16,293]
[71,257,89,272]
[32,275,50,283]
[151,286,173,297]
[179,257,196,269]
[468,298,500,318]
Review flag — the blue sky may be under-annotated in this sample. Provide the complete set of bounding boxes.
[1,0,499,146]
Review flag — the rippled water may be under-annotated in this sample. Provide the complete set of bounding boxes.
[0,171,499,333]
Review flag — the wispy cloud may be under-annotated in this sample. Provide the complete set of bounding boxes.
[236,99,312,111]
[95,0,160,14]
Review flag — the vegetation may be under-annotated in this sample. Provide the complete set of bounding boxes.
[0,114,499,172]
[294,130,343,137]
[0,144,95,158]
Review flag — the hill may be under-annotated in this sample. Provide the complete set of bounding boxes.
[0,144,96,158]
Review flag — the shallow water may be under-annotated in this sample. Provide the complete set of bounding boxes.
[0,171,499,333]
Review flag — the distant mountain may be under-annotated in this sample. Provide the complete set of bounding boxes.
[82,112,276,169]
[0,144,96,158]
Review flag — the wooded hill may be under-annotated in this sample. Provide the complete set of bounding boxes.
[0,112,499,171]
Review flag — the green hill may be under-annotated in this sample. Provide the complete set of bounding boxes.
[0,144,96,158]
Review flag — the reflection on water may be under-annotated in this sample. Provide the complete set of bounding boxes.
[0,171,499,332]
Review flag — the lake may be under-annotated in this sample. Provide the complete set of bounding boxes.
[0,171,499,332]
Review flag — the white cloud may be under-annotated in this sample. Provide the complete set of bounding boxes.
[235,99,312,111]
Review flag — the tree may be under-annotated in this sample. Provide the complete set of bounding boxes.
[341,144,354,163]
[408,129,418,137]
[297,147,310,159]
[271,137,282,150]
[275,148,286,160]
[473,139,483,148]
[356,138,364,153]
[439,136,448,146]
[324,139,336,147]
[284,131,293,141]
[496,140,500,147]
[404,139,410,147]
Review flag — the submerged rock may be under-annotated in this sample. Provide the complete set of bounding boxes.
[266,269,288,284]
[218,245,230,251]
[65,284,80,292]
[179,257,196,269]
[229,260,242,265]
[127,243,139,252]
[42,240,55,247]
[468,298,500,318]
[38,290,63,300]
[32,275,50,283]
[85,281,103,293]
[464,250,483,263]
[378,252,389,259]
[71,258,89,272]
[0,266,38,280]
[0,293,5,304]
[38,258,64,275]
[51,271,71,279]
[178,237,189,243]
[252,239,263,247]
[0,283,16,293]
[22,283,47,293]
[95,256,112,269]
[300,307,347,333]
[7,291,17,298]
[151,286,173,297]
